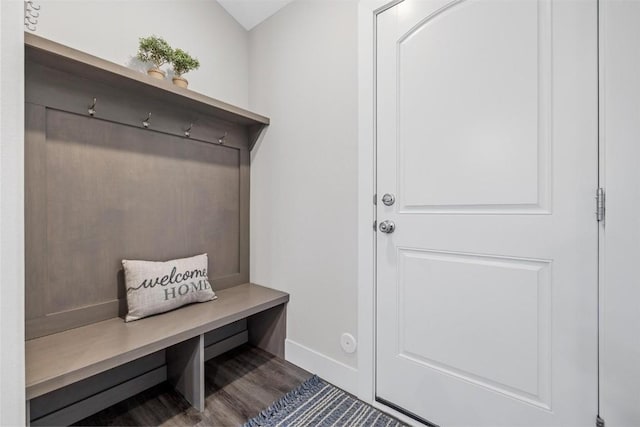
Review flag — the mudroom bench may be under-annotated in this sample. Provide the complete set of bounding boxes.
[26,283,288,426]
[24,34,278,426]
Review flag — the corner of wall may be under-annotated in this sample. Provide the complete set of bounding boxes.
[0,1,26,425]
[247,0,361,393]
[285,339,358,394]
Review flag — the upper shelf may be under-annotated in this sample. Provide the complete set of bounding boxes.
[25,33,269,128]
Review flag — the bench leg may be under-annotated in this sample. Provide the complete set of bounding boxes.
[248,303,287,358]
[166,335,204,411]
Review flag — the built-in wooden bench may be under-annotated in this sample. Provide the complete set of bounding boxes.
[26,283,288,426]
[24,34,279,426]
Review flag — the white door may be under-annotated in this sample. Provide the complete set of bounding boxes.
[375,1,598,426]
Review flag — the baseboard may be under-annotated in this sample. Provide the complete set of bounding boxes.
[285,339,358,394]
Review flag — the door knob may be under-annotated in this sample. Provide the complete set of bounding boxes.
[379,220,395,234]
[382,193,395,206]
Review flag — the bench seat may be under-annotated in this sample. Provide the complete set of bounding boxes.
[26,283,288,402]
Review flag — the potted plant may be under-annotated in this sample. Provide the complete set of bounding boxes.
[170,48,200,88]
[137,35,173,80]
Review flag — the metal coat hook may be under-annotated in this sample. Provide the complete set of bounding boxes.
[184,123,193,138]
[88,98,97,116]
[218,131,228,145]
[142,113,152,129]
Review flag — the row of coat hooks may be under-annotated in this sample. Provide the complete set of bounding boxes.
[24,0,40,32]
[87,97,228,144]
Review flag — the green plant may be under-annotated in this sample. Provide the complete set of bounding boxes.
[137,35,173,69]
[171,48,200,77]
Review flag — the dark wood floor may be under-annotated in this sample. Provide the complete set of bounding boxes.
[74,345,312,427]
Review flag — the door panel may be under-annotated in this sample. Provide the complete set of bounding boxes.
[376,1,598,426]
[398,249,551,407]
[398,0,549,212]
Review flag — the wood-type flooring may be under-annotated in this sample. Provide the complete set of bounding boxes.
[75,345,312,426]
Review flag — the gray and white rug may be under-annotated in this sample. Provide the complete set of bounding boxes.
[243,375,409,427]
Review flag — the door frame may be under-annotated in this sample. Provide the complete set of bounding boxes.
[357,0,406,416]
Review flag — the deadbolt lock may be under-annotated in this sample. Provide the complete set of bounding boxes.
[382,193,395,206]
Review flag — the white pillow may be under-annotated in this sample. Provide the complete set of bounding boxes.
[123,253,217,322]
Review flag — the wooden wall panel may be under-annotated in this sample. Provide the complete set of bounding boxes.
[25,105,47,325]
[26,64,251,339]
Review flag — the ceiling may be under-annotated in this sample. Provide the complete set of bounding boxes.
[216,0,295,31]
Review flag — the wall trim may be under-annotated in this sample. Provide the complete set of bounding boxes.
[284,339,358,395]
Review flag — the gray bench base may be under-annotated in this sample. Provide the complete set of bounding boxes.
[26,284,288,426]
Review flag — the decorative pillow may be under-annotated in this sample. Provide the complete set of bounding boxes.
[123,253,217,322]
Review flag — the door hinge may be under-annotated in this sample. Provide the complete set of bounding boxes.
[373,220,377,231]
[373,193,377,205]
[596,188,605,222]
[596,415,605,427]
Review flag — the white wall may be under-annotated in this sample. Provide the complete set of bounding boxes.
[600,2,640,425]
[0,1,25,426]
[36,0,250,108]
[249,0,360,392]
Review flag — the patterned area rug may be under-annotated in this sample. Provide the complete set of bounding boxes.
[243,375,408,427]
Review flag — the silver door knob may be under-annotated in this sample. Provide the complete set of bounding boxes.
[379,220,395,234]
[382,193,395,206]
